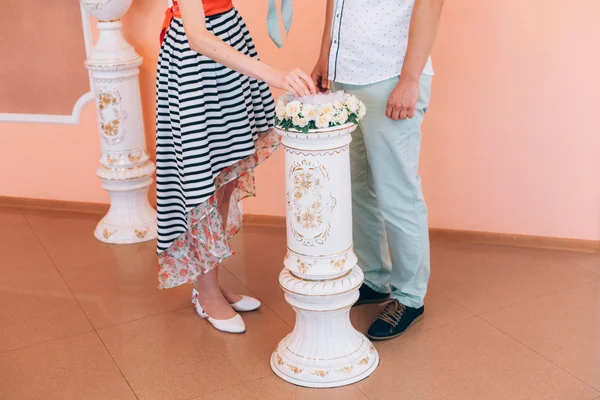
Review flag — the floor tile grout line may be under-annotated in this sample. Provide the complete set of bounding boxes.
[17,210,597,397]
[434,275,600,318]
[445,238,600,255]
[476,315,600,395]
[18,210,279,399]
[93,331,141,400]
[221,265,264,301]
[17,208,197,335]
[96,305,195,332]
[222,265,295,329]
[94,300,289,337]
[19,208,97,330]
[182,374,274,400]
[386,313,480,342]
[265,302,294,329]
[427,287,476,316]
[353,301,476,340]
[18,209,290,383]
[221,265,260,301]
[19,208,141,399]
[476,279,600,318]
[0,330,94,356]
[353,382,373,399]
[1,316,479,397]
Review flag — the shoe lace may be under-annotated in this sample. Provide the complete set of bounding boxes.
[378,300,406,327]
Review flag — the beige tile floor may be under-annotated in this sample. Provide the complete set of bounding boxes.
[0,205,599,400]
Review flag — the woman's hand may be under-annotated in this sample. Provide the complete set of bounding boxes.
[178,0,315,97]
[267,68,316,98]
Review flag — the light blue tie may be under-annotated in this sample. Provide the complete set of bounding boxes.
[267,0,293,48]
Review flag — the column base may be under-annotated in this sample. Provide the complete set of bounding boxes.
[270,347,379,388]
[94,174,157,244]
[271,266,379,388]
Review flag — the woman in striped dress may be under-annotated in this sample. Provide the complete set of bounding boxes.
[157,0,315,333]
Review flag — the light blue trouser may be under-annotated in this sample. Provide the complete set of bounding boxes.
[332,75,432,308]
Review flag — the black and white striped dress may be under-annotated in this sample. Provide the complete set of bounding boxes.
[156,8,278,289]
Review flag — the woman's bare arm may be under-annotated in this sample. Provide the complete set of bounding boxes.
[178,0,315,97]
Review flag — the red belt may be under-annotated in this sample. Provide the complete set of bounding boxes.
[160,2,181,45]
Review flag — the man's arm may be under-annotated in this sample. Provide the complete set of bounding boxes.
[387,0,445,120]
[311,0,335,92]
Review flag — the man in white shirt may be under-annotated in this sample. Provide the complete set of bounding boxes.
[312,0,445,341]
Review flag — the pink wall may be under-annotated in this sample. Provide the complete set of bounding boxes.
[0,0,90,115]
[421,0,600,241]
[0,106,105,203]
[0,0,598,241]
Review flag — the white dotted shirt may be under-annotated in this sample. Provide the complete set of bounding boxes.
[328,0,434,85]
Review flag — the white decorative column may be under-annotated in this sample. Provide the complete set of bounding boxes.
[81,0,157,244]
[271,124,379,388]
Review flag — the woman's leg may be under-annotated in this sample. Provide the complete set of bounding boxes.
[194,268,237,319]
[215,180,244,304]
[217,180,236,225]
[193,181,240,319]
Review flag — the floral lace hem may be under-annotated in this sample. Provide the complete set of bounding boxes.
[157,129,280,289]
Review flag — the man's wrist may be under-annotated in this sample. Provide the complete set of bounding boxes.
[399,70,420,84]
[318,46,331,62]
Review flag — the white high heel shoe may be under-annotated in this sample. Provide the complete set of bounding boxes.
[191,290,246,334]
[192,288,261,312]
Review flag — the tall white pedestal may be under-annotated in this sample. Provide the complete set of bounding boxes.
[81,0,157,244]
[271,124,379,388]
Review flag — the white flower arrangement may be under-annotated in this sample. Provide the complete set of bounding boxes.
[275,91,366,133]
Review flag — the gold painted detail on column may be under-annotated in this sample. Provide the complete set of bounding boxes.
[94,75,138,84]
[128,153,142,163]
[83,0,114,10]
[276,353,285,366]
[97,163,155,181]
[337,366,353,374]
[330,255,347,272]
[287,364,303,374]
[106,154,120,165]
[103,229,115,239]
[297,259,308,273]
[296,258,317,274]
[287,160,336,247]
[135,229,148,239]
[336,357,371,374]
[284,145,349,156]
[284,337,365,360]
[310,370,330,378]
[97,90,127,145]
[286,245,353,259]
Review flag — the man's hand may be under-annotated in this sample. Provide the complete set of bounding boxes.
[311,58,330,93]
[386,78,419,121]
